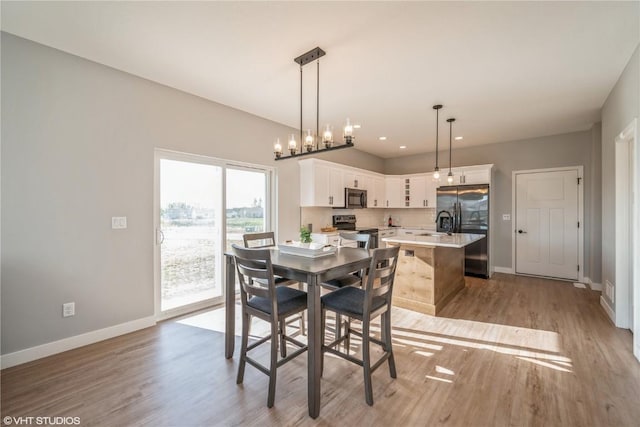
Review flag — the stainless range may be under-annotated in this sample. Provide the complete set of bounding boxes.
[332,215,379,249]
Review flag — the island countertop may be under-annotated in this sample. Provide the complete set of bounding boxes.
[382,232,485,248]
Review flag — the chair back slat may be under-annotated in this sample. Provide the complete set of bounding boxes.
[232,244,276,301]
[362,246,400,312]
[243,232,276,248]
[339,232,371,250]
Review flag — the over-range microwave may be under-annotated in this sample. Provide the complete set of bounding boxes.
[343,188,367,209]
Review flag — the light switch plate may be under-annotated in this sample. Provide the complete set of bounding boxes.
[63,302,75,317]
[502,214,511,221]
[112,216,127,229]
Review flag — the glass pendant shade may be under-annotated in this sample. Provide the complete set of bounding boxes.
[344,118,353,143]
[274,138,283,158]
[288,134,297,155]
[304,130,314,152]
[323,124,333,147]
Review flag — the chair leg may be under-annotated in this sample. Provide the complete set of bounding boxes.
[321,308,326,377]
[267,317,279,408]
[362,319,374,406]
[383,310,397,378]
[237,312,250,384]
[298,283,306,335]
[279,320,287,358]
[345,318,351,355]
[335,313,343,343]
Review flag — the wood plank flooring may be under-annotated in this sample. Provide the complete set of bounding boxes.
[2,274,639,426]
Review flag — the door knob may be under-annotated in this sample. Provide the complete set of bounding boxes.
[518,229,527,234]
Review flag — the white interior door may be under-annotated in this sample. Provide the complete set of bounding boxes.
[515,169,579,280]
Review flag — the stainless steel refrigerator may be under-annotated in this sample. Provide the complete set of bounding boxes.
[436,184,489,278]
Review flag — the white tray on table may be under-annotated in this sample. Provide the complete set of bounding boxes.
[278,242,337,258]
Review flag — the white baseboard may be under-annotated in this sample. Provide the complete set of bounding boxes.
[600,295,615,323]
[493,266,514,274]
[1,316,156,369]
[583,276,603,291]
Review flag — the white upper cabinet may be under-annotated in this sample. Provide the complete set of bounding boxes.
[368,175,386,208]
[343,171,367,190]
[299,159,345,207]
[299,159,491,208]
[449,164,493,185]
[385,176,405,208]
[406,174,438,208]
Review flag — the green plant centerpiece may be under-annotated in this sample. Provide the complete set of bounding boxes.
[299,226,312,243]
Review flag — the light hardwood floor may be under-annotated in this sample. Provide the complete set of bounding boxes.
[2,274,639,426]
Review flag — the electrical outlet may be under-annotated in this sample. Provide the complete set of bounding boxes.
[605,280,614,303]
[63,302,75,317]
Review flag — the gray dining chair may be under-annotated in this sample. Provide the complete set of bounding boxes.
[243,232,306,345]
[232,244,308,408]
[320,245,400,406]
[320,232,371,341]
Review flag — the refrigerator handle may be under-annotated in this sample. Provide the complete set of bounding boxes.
[456,202,462,232]
[452,202,458,232]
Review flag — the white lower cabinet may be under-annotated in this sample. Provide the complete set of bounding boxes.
[310,233,341,246]
[379,228,397,247]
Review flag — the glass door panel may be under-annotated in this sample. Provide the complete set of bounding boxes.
[160,159,223,313]
[225,167,268,253]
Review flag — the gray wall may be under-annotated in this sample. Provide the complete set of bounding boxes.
[0,34,384,354]
[600,45,639,311]
[384,130,601,281]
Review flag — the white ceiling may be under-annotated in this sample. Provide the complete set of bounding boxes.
[2,1,638,158]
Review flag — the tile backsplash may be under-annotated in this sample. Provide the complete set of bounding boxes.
[301,207,436,232]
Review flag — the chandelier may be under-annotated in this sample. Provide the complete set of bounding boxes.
[273,47,355,160]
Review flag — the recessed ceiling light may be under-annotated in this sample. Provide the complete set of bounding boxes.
[353,124,361,129]
[455,136,463,141]
[379,136,387,141]
[399,145,407,149]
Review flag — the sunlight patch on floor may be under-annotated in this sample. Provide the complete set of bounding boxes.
[425,375,453,383]
[516,356,573,372]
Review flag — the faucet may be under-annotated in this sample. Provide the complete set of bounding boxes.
[435,210,453,235]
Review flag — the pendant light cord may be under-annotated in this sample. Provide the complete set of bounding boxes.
[449,119,452,171]
[447,118,455,172]
[435,107,439,168]
[316,60,320,150]
[299,65,303,143]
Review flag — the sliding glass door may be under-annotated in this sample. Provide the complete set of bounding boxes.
[154,150,273,319]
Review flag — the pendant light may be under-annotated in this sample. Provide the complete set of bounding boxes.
[273,47,355,160]
[432,105,443,180]
[447,118,456,184]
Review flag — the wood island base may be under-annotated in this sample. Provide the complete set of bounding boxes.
[388,243,466,316]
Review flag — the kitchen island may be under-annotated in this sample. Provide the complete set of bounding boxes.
[382,233,485,315]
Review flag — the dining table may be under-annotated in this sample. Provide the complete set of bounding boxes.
[224,246,372,419]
